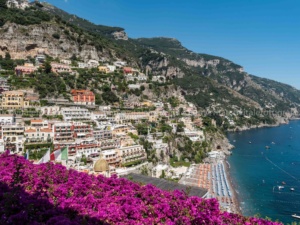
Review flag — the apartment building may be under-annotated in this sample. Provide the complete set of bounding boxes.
[71,90,95,106]
[51,63,72,73]
[116,145,146,165]
[53,122,74,144]
[15,63,37,76]
[101,149,121,167]
[2,124,24,153]
[1,91,30,110]
[68,138,100,157]
[24,127,53,143]
[93,128,112,141]
[61,107,91,121]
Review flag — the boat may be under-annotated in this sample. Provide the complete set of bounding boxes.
[278,186,284,190]
[282,181,286,185]
[249,141,252,144]
[291,188,295,191]
[265,146,270,149]
[292,214,300,219]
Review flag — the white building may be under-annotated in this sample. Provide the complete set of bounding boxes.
[116,145,146,165]
[114,61,127,67]
[152,164,169,178]
[61,107,91,122]
[24,127,53,143]
[2,124,24,153]
[87,60,99,68]
[91,111,107,120]
[0,139,4,153]
[78,62,88,69]
[0,114,14,125]
[40,106,61,116]
[106,65,116,72]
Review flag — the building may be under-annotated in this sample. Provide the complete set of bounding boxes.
[71,89,95,106]
[72,122,93,139]
[93,157,116,177]
[24,127,53,143]
[116,145,146,165]
[78,62,88,69]
[152,164,169,178]
[1,91,30,110]
[114,61,126,67]
[53,122,74,144]
[101,149,121,167]
[51,63,72,73]
[115,112,149,123]
[98,66,110,73]
[40,106,60,116]
[106,65,116,72]
[91,111,107,120]
[93,128,112,141]
[30,119,49,128]
[60,59,71,65]
[2,124,24,153]
[61,107,91,121]
[35,54,46,66]
[87,60,99,68]
[123,67,132,74]
[15,63,37,76]
[68,138,99,157]
[0,114,14,125]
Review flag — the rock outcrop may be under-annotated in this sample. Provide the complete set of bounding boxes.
[0,22,114,61]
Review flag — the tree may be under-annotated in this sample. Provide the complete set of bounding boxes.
[44,61,52,74]
[0,0,7,9]
[5,52,10,60]
[160,170,166,179]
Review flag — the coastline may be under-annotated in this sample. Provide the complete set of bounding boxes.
[223,157,242,215]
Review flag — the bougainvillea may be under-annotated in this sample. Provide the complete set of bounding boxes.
[0,152,281,225]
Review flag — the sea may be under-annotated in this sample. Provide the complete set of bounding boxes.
[227,120,300,224]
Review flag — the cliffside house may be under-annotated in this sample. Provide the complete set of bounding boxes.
[71,89,95,106]
[15,63,37,76]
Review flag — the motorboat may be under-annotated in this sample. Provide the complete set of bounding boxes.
[292,214,300,219]
[278,186,284,190]
[282,181,286,185]
[291,188,295,191]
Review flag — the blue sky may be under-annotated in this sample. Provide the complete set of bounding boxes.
[43,0,300,88]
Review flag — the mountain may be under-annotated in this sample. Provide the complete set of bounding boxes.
[0,0,299,128]
[38,2,128,40]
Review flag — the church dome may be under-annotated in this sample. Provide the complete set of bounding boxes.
[94,158,109,172]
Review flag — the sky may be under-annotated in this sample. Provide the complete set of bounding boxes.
[43,0,300,88]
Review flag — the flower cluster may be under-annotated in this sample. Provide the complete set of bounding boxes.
[0,153,281,224]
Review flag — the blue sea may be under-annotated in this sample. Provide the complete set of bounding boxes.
[227,120,300,224]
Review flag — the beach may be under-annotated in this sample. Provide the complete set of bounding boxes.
[180,154,241,214]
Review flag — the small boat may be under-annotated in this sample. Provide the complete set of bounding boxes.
[292,214,300,219]
[282,181,286,185]
[291,188,295,191]
[278,186,284,190]
[249,141,252,144]
[265,146,270,149]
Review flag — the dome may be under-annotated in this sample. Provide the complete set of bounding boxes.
[94,158,109,172]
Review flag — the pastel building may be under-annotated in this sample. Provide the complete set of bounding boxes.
[71,89,95,106]
[15,63,37,76]
[51,63,72,73]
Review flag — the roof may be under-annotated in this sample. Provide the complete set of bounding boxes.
[40,128,52,132]
[31,119,43,123]
[94,158,109,172]
[25,128,36,133]
[123,173,208,198]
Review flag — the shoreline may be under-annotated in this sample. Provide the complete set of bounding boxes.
[223,157,242,215]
